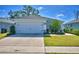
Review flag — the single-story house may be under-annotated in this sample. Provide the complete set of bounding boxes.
[64,19,79,30]
[0,18,15,33]
[0,15,51,34]
[64,10,79,30]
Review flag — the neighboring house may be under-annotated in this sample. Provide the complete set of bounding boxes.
[0,18,15,33]
[64,10,79,30]
[0,15,51,34]
[64,20,79,30]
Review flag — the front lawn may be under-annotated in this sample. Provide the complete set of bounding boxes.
[0,33,8,39]
[44,35,79,46]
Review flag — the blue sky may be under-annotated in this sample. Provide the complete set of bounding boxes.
[0,5,79,22]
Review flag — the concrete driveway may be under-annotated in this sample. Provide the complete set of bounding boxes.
[0,34,45,53]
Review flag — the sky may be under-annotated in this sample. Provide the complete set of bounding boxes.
[0,5,79,22]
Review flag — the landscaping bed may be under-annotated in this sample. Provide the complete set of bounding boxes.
[44,35,79,46]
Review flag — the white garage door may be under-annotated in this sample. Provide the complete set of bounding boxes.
[15,23,44,34]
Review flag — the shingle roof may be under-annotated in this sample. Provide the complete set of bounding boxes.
[0,15,52,24]
[10,15,52,23]
[11,15,51,20]
[65,19,79,25]
[0,19,15,24]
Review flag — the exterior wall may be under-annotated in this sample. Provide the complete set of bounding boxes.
[14,19,47,34]
[0,23,13,33]
[15,22,46,34]
[64,23,79,30]
[71,23,79,29]
[0,16,48,34]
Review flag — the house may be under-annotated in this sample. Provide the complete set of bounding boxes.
[64,20,79,30]
[0,18,15,33]
[0,15,51,34]
[64,10,79,30]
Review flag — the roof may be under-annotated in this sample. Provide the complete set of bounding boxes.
[11,15,51,20]
[10,15,52,23]
[0,15,52,24]
[64,19,79,25]
[0,19,15,24]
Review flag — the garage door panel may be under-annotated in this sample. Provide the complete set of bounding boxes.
[15,23,44,34]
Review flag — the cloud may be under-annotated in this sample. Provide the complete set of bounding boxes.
[56,13,64,17]
[54,13,65,21]
[38,7,43,10]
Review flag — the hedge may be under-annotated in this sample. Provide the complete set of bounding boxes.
[64,28,79,36]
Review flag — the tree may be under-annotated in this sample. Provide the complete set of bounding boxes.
[8,5,40,18]
[8,10,20,18]
[13,11,19,18]
[8,10,15,18]
[23,5,33,16]
[50,19,62,33]
[32,8,36,15]
[36,9,39,15]
[31,7,39,15]
[32,9,39,15]
[23,5,39,16]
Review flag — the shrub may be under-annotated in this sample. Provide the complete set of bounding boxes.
[64,28,73,33]
[71,29,79,35]
[56,30,65,34]
[64,28,69,33]
[9,25,16,35]
[65,29,79,36]
[1,28,7,33]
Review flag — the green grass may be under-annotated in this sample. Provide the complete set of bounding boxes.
[0,33,8,39]
[44,35,79,46]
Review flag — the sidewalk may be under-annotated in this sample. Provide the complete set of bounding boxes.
[45,46,79,53]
